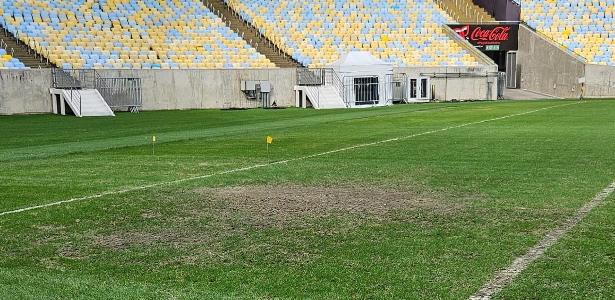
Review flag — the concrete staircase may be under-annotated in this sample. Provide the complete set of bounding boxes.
[297,85,347,109]
[51,88,115,117]
[75,89,115,117]
[436,0,495,23]
[0,27,53,68]
[202,0,300,68]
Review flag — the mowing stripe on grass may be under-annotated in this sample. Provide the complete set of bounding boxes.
[469,180,615,300]
[0,104,460,162]
[0,101,580,218]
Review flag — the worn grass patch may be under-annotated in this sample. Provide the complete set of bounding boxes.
[200,184,465,227]
[63,184,467,268]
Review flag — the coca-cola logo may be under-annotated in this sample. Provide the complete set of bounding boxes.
[469,26,510,42]
[449,24,519,51]
[454,25,470,39]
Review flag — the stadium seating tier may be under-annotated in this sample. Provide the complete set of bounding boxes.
[0,0,488,69]
[0,47,27,69]
[225,0,480,67]
[522,0,615,65]
[0,0,274,69]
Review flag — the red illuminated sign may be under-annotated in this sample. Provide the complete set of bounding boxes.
[450,24,519,51]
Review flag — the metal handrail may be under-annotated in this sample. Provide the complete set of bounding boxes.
[0,38,15,57]
[297,68,325,85]
[1,25,51,67]
[68,89,82,117]
[221,0,299,66]
[52,68,141,112]
[325,68,346,106]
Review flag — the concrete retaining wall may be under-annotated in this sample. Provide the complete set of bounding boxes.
[517,24,586,98]
[1,66,502,115]
[96,68,296,110]
[0,68,296,114]
[396,65,499,101]
[0,69,52,114]
[584,64,615,98]
[443,26,496,67]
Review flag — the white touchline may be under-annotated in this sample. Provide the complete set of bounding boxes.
[469,180,615,300]
[0,101,581,218]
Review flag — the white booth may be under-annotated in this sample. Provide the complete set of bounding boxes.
[328,51,394,108]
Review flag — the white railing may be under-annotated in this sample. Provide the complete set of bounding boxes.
[325,69,346,106]
[67,89,82,117]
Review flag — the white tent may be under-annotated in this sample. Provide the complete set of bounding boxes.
[328,51,394,108]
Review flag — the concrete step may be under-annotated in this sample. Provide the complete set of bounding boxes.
[202,0,300,68]
[436,0,495,23]
[302,85,346,109]
[57,89,115,117]
[0,26,54,68]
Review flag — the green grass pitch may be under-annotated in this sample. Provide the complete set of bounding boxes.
[1,100,614,299]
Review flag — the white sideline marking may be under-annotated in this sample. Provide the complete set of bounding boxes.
[469,180,615,300]
[0,101,580,218]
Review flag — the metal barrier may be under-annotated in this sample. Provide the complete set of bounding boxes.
[296,68,347,108]
[51,69,142,112]
[50,69,83,116]
[297,68,325,85]
[421,71,500,100]
[497,72,506,99]
[390,73,408,102]
[52,68,82,89]
[342,75,393,106]
[51,69,97,89]
[96,77,142,112]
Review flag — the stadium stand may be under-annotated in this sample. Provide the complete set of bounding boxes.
[522,0,615,65]
[1,27,50,68]
[0,0,274,69]
[204,0,299,67]
[435,0,495,23]
[0,47,27,69]
[224,0,480,67]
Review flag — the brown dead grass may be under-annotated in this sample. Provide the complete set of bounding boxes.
[88,184,467,262]
[201,184,463,228]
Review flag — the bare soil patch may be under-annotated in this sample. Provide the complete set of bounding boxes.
[87,184,468,266]
[200,184,463,228]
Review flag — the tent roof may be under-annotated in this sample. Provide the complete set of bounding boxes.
[329,51,392,67]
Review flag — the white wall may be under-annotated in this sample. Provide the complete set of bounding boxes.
[584,64,615,98]
[395,66,499,101]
